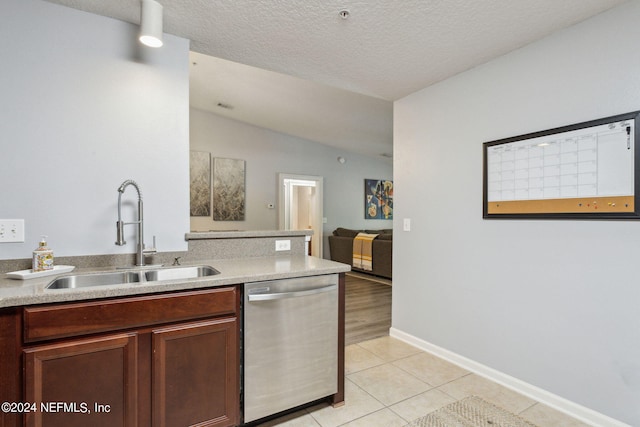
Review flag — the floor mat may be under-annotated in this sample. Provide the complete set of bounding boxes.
[406,396,538,427]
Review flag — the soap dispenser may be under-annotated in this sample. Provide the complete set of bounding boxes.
[33,235,54,272]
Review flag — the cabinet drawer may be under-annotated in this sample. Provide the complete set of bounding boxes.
[23,286,238,344]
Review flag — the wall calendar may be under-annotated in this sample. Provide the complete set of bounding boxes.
[483,111,640,219]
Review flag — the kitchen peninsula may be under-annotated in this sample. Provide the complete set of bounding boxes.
[0,230,349,427]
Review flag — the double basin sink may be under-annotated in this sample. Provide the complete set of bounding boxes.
[46,265,220,290]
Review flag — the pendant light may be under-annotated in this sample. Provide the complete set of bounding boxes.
[139,0,163,48]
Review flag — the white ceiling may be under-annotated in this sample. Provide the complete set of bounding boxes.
[45,0,626,159]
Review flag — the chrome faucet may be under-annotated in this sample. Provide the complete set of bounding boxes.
[115,180,156,266]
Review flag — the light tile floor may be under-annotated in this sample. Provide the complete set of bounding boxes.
[258,336,591,427]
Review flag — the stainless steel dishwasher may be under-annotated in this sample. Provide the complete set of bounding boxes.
[243,274,338,423]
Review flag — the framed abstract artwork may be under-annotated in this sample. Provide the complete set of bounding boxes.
[365,179,393,219]
[189,151,211,216]
[213,157,246,221]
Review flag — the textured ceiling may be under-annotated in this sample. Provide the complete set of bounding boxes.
[44,0,626,158]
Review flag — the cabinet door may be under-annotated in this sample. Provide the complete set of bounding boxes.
[23,333,137,427]
[152,318,239,427]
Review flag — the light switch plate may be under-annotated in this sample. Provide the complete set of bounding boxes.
[0,219,25,243]
[403,218,411,232]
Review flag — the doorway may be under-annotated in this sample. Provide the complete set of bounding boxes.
[278,174,323,257]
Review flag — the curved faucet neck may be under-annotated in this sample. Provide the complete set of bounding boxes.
[117,180,143,222]
[118,179,142,199]
[115,179,147,266]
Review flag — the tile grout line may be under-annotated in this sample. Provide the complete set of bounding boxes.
[303,336,593,427]
[517,400,539,415]
[295,339,559,427]
[316,377,387,427]
[344,357,438,427]
[338,375,426,427]
[342,340,484,427]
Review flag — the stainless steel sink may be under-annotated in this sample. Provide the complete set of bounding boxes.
[45,265,220,290]
[46,271,141,289]
[144,265,220,282]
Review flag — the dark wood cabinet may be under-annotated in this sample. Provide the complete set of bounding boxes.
[0,307,24,427]
[1,286,240,427]
[0,272,346,427]
[152,318,238,427]
[23,333,138,427]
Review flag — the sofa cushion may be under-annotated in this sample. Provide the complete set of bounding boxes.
[377,233,392,241]
[333,227,360,238]
[366,229,392,235]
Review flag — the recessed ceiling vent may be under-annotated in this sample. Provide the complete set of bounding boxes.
[217,102,234,110]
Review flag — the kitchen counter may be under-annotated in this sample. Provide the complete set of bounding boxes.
[0,255,350,308]
[186,229,313,239]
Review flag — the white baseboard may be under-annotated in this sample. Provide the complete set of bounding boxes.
[389,327,629,427]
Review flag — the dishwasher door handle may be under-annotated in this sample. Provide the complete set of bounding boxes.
[247,284,337,301]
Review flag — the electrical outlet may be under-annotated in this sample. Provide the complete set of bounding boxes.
[0,219,25,243]
[275,239,291,251]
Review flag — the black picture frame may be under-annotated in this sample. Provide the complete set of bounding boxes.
[364,179,393,220]
[483,110,640,220]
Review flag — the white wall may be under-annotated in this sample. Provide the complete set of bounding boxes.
[393,2,640,425]
[190,109,393,258]
[0,0,190,260]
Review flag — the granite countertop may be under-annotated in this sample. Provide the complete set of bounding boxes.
[185,230,313,240]
[0,256,350,308]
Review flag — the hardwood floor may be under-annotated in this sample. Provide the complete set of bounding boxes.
[344,273,392,346]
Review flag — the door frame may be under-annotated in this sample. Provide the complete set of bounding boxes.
[278,173,323,257]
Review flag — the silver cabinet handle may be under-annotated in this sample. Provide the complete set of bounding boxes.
[247,284,337,301]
